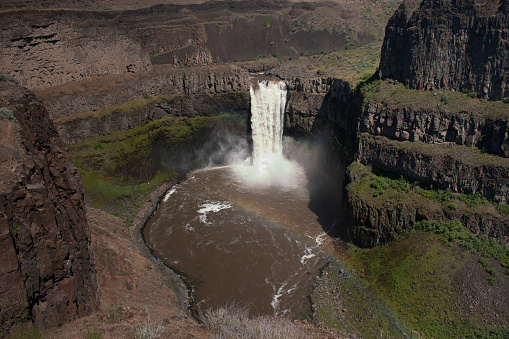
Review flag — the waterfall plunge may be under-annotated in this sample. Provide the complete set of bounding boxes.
[233,79,303,188]
[250,80,287,165]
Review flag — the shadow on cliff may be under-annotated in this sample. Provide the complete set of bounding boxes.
[284,136,346,238]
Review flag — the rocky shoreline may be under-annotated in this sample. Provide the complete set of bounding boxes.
[129,178,191,313]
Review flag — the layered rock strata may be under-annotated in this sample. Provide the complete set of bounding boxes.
[379,0,509,101]
[359,83,509,157]
[357,133,509,203]
[0,10,151,91]
[37,64,252,120]
[0,81,98,332]
[344,163,509,248]
[54,91,250,144]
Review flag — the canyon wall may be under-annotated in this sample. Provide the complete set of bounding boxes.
[38,64,251,120]
[0,10,152,92]
[379,0,509,101]
[0,80,98,332]
[360,93,509,157]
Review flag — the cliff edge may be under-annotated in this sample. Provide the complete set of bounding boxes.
[379,0,509,101]
[0,80,98,333]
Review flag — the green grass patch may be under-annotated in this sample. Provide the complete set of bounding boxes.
[77,162,178,226]
[347,231,509,338]
[68,115,219,182]
[55,95,172,124]
[365,82,509,120]
[312,260,409,338]
[262,16,272,27]
[69,113,246,225]
[0,106,17,122]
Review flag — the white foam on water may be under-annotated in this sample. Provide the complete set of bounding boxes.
[300,246,316,265]
[163,187,177,202]
[315,233,329,246]
[197,201,232,224]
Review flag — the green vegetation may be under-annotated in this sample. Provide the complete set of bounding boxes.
[263,16,272,27]
[365,82,509,120]
[69,116,216,182]
[497,203,509,216]
[312,260,409,338]
[411,220,509,270]
[355,71,382,104]
[69,114,246,225]
[0,106,17,122]
[346,162,509,273]
[347,231,509,338]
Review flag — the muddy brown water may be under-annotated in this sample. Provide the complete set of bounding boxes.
[143,164,338,319]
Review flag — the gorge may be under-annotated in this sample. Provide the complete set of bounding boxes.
[1,0,509,338]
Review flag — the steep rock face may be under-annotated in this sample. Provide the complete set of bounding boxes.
[379,0,509,101]
[0,81,98,332]
[0,10,151,91]
[360,97,509,157]
[344,163,509,247]
[55,91,250,143]
[37,64,251,120]
[357,134,509,203]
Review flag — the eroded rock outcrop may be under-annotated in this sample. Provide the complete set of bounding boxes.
[0,10,151,91]
[357,134,509,202]
[37,64,252,120]
[0,80,98,332]
[359,84,509,157]
[344,163,509,247]
[379,0,509,101]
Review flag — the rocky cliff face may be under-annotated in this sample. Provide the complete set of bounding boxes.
[0,80,98,332]
[0,10,151,91]
[37,64,251,120]
[359,84,509,157]
[357,134,509,202]
[344,163,509,247]
[379,0,509,101]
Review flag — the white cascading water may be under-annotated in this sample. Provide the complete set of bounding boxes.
[250,80,287,165]
[233,79,302,188]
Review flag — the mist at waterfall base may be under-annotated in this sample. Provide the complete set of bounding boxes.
[144,79,343,319]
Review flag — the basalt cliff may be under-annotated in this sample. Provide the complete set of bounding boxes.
[379,0,509,101]
[0,80,98,334]
[1,0,509,337]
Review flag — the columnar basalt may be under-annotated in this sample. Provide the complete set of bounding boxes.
[379,0,509,101]
[0,81,98,332]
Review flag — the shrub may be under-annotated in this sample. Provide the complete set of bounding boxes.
[134,318,165,339]
[467,92,477,99]
[441,94,449,104]
[447,203,458,210]
[0,107,16,122]
[84,325,102,339]
[496,203,509,216]
[458,194,488,208]
[201,305,305,338]
[418,189,453,203]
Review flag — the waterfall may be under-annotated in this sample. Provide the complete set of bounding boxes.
[250,79,287,166]
[233,78,301,188]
